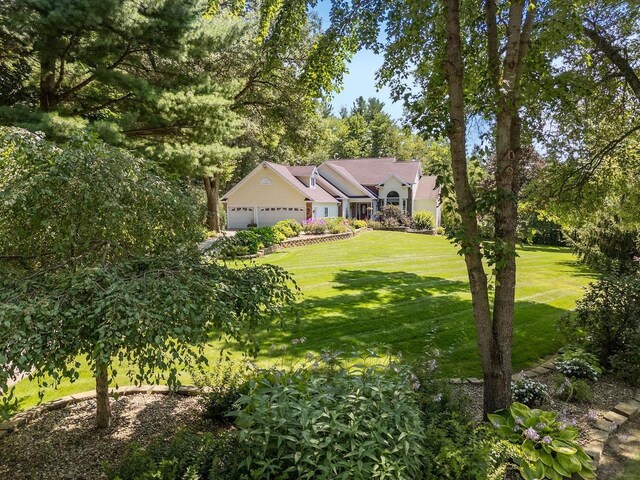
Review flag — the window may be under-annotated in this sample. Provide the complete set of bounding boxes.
[310,175,316,188]
[260,178,271,185]
[386,190,400,206]
[324,207,329,217]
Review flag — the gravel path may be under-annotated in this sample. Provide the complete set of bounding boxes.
[0,394,213,480]
[597,414,640,479]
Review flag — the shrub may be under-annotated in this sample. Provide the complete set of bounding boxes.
[233,360,427,479]
[413,210,435,230]
[436,226,445,235]
[301,218,327,235]
[555,350,602,382]
[274,219,301,239]
[512,376,549,407]
[378,204,407,227]
[193,362,248,422]
[367,220,383,229]
[562,274,640,385]
[555,377,593,404]
[351,219,367,230]
[489,402,596,480]
[326,217,348,234]
[105,429,240,480]
[412,352,495,479]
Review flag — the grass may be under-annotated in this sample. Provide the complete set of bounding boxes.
[9,231,594,411]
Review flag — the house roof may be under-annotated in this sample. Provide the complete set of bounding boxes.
[264,162,338,203]
[320,162,376,199]
[221,161,337,203]
[325,157,421,186]
[315,176,350,199]
[415,175,440,200]
[287,165,316,177]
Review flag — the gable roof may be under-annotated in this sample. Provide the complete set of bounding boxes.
[415,175,440,200]
[287,165,316,177]
[320,162,376,199]
[315,176,350,199]
[325,157,421,186]
[221,161,337,203]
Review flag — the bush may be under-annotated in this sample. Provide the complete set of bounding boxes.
[413,210,435,230]
[555,377,593,404]
[366,220,383,229]
[436,226,445,235]
[326,217,348,234]
[351,219,367,230]
[193,362,248,422]
[209,227,282,258]
[378,204,407,227]
[512,376,549,407]
[412,352,495,479]
[274,219,301,239]
[301,218,327,235]
[105,430,240,480]
[233,360,427,479]
[555,350,602,381]
[562,274,640,385]
[489,402,596,480]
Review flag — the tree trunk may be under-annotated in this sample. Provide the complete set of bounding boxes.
[95,364,111,429]
[204,176,221,232]
[39,35,57,111]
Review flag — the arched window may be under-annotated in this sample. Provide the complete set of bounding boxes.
[386,190,400,206]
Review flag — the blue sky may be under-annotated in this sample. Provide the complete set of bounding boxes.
[312,2,405,121]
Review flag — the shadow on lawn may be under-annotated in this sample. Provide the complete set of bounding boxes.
[255,269,572,376]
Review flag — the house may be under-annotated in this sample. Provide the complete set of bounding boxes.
[221,157,441,229]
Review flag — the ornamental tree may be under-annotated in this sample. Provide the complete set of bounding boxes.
[0,127,297,427]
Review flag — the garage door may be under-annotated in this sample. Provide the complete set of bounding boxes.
[227,206,255,229]
[257,206,305,227]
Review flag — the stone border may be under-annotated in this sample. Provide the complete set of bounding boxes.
[582,391,640,467]
[448,356,557,385]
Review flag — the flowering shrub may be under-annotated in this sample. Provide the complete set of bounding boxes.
[351,219,367,229]
[512,376,549,407]
[326,217,348,234]
[555,350,602,381]
[301,218,327,235]
[379,204,408,227]
[233,357,427,479]
[489,402,596,480]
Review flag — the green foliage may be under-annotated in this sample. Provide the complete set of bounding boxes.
[554,350,602,382]
[489,402,596,480]
[562,275,640,385]
[412,352,495,480]
[569,214,640,274]
[512,377,550,408]
[105,429,241,480]
[233,356,427,479]
[274,219,302,239]
[0,129,298,416]
[193,362,248,423]
[325,217,348,234]
[555,377,593,404]
[210,227,282,257]
[413,210,436,230]
[366,220,384,230]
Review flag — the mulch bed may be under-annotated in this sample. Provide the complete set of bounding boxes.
[456,372,635,445]
[0,395,217,480]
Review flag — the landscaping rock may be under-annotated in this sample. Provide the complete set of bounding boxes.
[613,400,640,418]
[603,410,628,427]
[583,441,604,463]
[594,419,617,432]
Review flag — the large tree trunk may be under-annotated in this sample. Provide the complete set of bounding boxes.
[39,35,57,111]
[95,364,111,429]
[203,175,221,233]
[442,0,500,416]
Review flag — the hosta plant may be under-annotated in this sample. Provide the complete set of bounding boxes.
[512,376,549,407]
[488,402,596,480]
[555,350,602,382]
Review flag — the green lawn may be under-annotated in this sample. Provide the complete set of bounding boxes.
[9,230,593,410]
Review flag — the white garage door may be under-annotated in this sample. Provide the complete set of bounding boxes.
[257,206,305,227]
[227,206,255,229]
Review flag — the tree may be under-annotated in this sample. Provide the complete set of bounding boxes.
[300,0,589,414]
[0,128,297,427]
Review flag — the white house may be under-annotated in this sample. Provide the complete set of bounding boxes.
[222,157,440,229]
